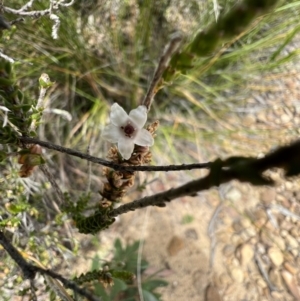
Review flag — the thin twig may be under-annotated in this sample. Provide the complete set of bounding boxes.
[254,252,277,291]
[208,203,223,268]
[142,33,182,110]
[18,136,211,171]
[0,231,36,280]
[0,231,101,301]
[109,139,300,216]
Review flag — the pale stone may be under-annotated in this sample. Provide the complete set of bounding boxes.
[256,278,267,288]
[231,234,243,245]
[222,244,235,257]
[225,188,242,202]
[219,273,231,285]
[269,268,283,289]
[260,189,276,205]
[270,291,284,299]
[244,227,256,238]
[268,247,284,267]
[285,234,298,249]
[285,181,294,190]
[230,267,244,283]
[290,248,298,258]
[240,244,254,266]
[283,261,297,275]
[281,270,300,299]
[272,235,285,250]
[281,114,292,123]
[240,218,251,228]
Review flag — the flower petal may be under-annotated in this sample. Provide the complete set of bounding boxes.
[110,103,128,126]
[118,137,135,160]
[101,124,122,143]
[134,129,154,146]
[129,105,147,128]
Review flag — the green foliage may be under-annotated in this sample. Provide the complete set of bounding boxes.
[62,193,115,234]
[86,239,168,301]
[0,59,45,144]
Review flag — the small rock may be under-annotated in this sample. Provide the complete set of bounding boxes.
[219,273,231,286]
[260,231,274,247]
[239,244,254,266]
[281,114,292,123]
[256,278,267,288]
[230,267,244,283]
[167,236,185,256]
[260,189,276,205]
[231,234,243,245]
[256,111,267,123]
[240,218,251,228]
[283,261,297,275]
[232,220,243,232]
[280,218,293,232]
[269,268,283,289]
[231,258,240,267]
[284,181,294,190]
[290,248,298,258]
[285,234,298,249]
[268,247,284,267]
[184,228,198,240]
[243,115,256,126]
[205,283,222,301]
[272,235,285,250]
[270,291,284,300]
[289,226,298,237]
[223,245,235,257]
[244,227,256,238]
[225,188,242,202]
[253,209,268,227]
[281,270,300,299]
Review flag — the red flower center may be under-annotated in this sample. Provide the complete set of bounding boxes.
[122,123,135,137]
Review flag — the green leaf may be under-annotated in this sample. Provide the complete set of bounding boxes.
[114,238,123,253]
[91,254,101,271]
[142,279,168,291]
[110,278,128,300]
[142,289,161,301]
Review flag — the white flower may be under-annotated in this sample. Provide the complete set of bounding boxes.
[102,103,154,160]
